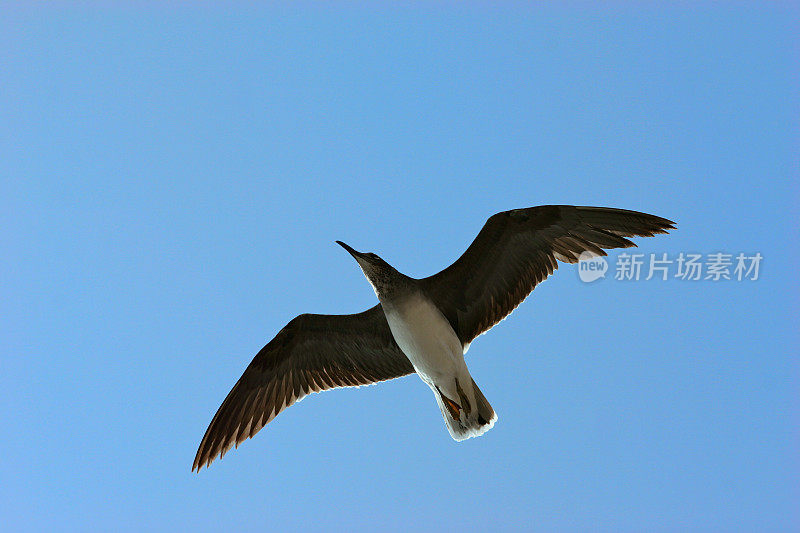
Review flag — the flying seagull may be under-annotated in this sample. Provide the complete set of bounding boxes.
[193,205,674,470]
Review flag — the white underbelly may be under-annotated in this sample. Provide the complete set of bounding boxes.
[383,295,465,384]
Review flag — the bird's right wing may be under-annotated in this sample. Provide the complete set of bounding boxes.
[193,304,414,471]
[420,205,675,347]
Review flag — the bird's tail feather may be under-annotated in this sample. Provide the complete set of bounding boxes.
[435,378,497,441]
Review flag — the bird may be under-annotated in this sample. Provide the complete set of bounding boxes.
[193,205,675,471]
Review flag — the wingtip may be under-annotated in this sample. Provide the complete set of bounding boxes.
[192,456,211,473]
[651,214,677,231]
[656,219,677,231]
[192,447,216,473]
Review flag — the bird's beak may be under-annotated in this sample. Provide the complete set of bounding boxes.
[336,240,362,259]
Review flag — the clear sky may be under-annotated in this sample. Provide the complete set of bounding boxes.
[2,4,798,532]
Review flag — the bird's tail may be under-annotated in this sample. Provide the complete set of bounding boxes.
[434,378,497,441]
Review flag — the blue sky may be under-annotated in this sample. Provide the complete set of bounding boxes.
[2,4,798,532]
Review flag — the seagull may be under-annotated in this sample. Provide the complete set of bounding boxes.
[193,205,674,470]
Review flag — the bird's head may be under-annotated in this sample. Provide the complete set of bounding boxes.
[336,241,398,298]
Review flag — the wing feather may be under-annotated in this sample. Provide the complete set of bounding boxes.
[193,305,413,471]
[420,205,675,345]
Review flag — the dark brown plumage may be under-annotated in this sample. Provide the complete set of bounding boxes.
[421,205,675,346]
[193,205,674,470]
[192,307,413,471]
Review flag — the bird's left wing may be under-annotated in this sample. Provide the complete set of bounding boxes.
[193,304,413,471]
[420,205,675,347]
